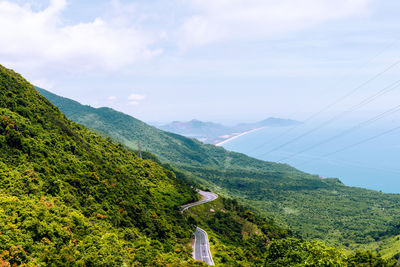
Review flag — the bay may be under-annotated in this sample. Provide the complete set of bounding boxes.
[221,122,400,193]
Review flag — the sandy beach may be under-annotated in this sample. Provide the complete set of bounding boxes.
[215,127,264,146]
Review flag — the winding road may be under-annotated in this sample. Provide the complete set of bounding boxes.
[181,191,218,211]
[181,190,218,266]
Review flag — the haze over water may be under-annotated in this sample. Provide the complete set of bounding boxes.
[221,121,400,194]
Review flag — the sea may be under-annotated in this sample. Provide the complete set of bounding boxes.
[220,121,400,194]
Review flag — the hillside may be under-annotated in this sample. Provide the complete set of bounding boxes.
[187,196,397,266]
[0,66,207,265]
[4,65,379,266]
[36,87,297,172]
[37,89,400,257]
[0,66,355,266]
[158,118,301,144]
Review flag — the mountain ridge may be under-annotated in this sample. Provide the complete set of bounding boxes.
[0,68,365,266]
[158,117,302,144]
[36,86,400,260]
[0,66,206,265]
[2,65,320,266]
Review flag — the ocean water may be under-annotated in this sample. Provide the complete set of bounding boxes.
[221,122,400,193]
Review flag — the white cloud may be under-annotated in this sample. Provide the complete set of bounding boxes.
[0,0,161,72]
[128,101,140,105]
[127,93,146,106]
[128,93,146,101]
[179,0,372,48]
[108,95,117,101]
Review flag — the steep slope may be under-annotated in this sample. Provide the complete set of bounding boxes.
[0,66,202,266]
[1,66,394,266]
[5,65,368,267]
[36,87,298,173]
[37,89,400,256]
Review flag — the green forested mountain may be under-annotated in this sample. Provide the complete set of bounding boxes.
[0,65,366,267]
[0,65,303,266]
[37,87,400,258]
[36,87,302,172]
[0,65,395,266]
[0,66,205,265]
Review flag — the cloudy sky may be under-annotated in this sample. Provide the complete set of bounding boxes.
[1,0,400,123]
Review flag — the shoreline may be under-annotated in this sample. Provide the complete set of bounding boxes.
[215,127,264,146]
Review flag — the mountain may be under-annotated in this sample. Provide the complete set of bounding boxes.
[1,65,332,266]
[159,119,230,143]
[1,67,388,266]
[36,89,400,259]
[0,66,206,265]
[159,118,301,144]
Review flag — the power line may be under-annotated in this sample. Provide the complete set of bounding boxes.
[297,125,400,167]
[250,41,400,154]
[256,74,400,158]
[300,155,400,175]
[277,102,400,162]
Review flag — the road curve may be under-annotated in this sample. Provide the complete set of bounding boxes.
[181,190,218,212]
[181,190,218,265]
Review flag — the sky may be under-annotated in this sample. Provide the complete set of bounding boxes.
[1,0,400,124]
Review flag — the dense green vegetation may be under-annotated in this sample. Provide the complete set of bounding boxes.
[264,238,396,266]
[186,196,289,266]
[9,64,381,266]
[36,87,298,171]
[0,65,205,266]
[185,166,400,248]
[0,65,394,266]
[37,87,400,257]
[186,196,396,266]
[359,233,400,260]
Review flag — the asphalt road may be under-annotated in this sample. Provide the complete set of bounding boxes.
[193,226,214,265]
[180,190,218,211]
[181,190,218,265]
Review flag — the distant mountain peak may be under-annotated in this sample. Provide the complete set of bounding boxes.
[159,117,301,144]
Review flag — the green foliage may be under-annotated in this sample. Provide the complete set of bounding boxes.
[185,165,400,248]
[186,196,289,266]
[184,196,392,266]
[265,238,346,266]
[345,251,396,267]
[38,85,400,255]
[0,65,200,265]
[264,238,396,267]
[361,234,400,260]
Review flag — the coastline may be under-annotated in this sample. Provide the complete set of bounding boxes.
[215,127,264,146]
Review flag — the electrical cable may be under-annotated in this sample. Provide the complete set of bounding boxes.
[256,75,400,158]
[297,125,400,167]
[250,41,400,154]
[277,102,400,162]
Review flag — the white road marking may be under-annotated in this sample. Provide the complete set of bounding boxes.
[181,191,217,265]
